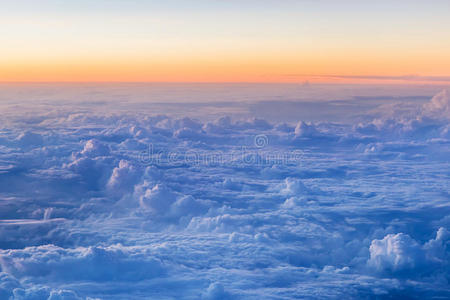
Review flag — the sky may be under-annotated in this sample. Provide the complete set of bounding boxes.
[1,0,450,83]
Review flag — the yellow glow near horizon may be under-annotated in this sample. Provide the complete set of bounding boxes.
[1,1,450,83]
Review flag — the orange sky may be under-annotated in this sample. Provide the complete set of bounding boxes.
[1,1,450,84]
[3,53,450,84]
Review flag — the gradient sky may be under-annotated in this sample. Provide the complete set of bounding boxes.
[1,0,450,83]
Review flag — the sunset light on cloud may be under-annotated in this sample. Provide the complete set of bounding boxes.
[1,2,450,299]
[2,0,450,83]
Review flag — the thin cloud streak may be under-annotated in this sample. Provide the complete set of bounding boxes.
[287,74,450,83]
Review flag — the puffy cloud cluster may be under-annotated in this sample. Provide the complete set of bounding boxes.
[368,227,449,276]
[136,183,207,224]
[0,244,164,282]
[0,87,448,298]
[0,271,85,300]
[369,232,423,274]
[294,121,319,137]
[107,160,141,196]
[422,89,450,119]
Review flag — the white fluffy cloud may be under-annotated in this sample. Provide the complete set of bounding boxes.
[422,89,450,119]
[294,121,319,137]
[368,233,423,273]
[368,227,449,276]
[0,244,164,282]
[139,183,177,213]
[80,139,111,158]
[0,86,449,298]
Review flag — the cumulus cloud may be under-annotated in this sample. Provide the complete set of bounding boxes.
[368,233,423,274]
[47,289,83,300]
[368,228,449,276]
[137,183,207,223]
[80,139,111,158]
[0,272,20,299]
[294,121,319,137]
[202,283,233,300]
[107,160,141,196]
[139,183,177,213]
[422,89,450,119]
[280,177,309,196]
[0,244,164,282]
[169,195,207,219]
[0,85,449,298]
[11,287,84,300]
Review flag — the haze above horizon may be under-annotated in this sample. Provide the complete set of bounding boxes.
[2,0,450,84]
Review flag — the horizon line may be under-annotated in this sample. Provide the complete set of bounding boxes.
[1,80,450,86]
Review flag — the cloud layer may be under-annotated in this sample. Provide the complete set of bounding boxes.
[0,86,448,299]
